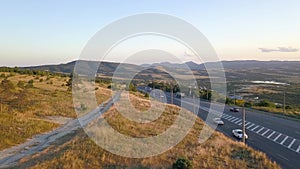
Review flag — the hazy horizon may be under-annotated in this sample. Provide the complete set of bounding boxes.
[1,0,299,67]
[1,58,300,68]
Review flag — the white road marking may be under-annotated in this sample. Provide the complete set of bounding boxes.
[178,99,300,154]
[235,119,242,124]
[222,114,229,118]
[238,122,242,125]
[251,125,260,131]
[256,127,265,134]
[228,117,236,121]
[231,118,239,123]
[274,134,282,142]
[267,131,276,139]
[247,123,255,129]
[224,116,232,120]
[245,122,251,126]
[277,154,289,161]
[288,139,296,148]
[297,145,300,153]
[262,129,270,136]
[280,136,289,145]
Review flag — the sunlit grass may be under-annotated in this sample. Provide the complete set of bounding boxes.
[17,92,280,169]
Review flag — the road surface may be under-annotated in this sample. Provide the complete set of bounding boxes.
[139,86,300,169]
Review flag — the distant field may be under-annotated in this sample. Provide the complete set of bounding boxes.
[14,92,280,169]
[0,73,111,150]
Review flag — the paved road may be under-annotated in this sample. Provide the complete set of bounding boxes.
[139,87,300,169]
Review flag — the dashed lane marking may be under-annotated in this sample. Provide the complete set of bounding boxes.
[256,127,265,134]
[288,139,296,148]
[267,131,276,139]
[235,119,242,124]
[247,123,255,129]
[251,125,260,131]
[280,136,289,145]
[274,134,282,142]
[262,129,270,136]
[297,145,300,153]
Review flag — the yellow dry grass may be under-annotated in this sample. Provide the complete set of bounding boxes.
[17,92,280,169]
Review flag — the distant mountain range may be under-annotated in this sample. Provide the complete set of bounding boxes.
[22,60,300,83]
[24,60,300,72]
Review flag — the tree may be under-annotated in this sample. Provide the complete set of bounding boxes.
[1,78,15,90]
[26,79,34,88]
[128,83,137,92]
[257,99,275,107]
[172,158,192,169]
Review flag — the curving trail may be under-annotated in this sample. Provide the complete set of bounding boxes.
[0,93,120,169]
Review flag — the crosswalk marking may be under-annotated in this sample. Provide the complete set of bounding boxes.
[247,123,255,129]
[251,125,260,131]
[274,134,282,142]
[297,145,300,153]
[245,122,251,126]
[231,118,239,123]
[235,119,242,124]
[288,139,296,148]
[262,129,270,136]
[256,127,265,134]
[222,114,229,118]
[214,110,299,154]
[228,117,236,121]
[280,136,289,145]
[267,131,276,139]
[224,116,231,120]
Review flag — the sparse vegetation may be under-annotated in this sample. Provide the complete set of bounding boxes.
[14,91,280,169]
[0,73,111,150]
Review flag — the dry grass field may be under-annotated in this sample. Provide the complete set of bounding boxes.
[13,91,281,169]
[0,73,111,150]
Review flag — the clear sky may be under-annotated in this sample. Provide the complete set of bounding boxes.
[1,0,299,66]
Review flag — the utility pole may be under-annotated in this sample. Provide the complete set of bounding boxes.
[283,88,286,115]
[171,87,173,104]
[242,107,246,144]
[207,89,209,100]
[193,94,196,114]
[234,88,236,105]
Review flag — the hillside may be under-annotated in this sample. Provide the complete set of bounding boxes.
[0,72,111,150]
[11,93,280,169]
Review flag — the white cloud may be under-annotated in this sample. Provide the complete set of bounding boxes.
[259,47,298,53]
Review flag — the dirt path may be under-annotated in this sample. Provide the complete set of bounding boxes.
[0,93,120,168]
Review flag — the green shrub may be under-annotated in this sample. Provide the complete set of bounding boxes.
[173,158,192,169]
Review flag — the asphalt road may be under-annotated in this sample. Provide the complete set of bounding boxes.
[139,87,300,169]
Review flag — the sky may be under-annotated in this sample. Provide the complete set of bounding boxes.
[0,0,300,66]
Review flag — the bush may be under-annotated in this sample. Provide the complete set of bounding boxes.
[285,105,292,110]
[17,81,26,88]
[172,158,192,169]
[244,102,253,108]
[257,100,275,107]
[144,93,149,98]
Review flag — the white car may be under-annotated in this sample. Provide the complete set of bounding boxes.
[213,118,224,125]
[232,129,248,139]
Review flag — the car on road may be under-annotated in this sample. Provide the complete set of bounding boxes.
[230,107,239,112]
[213,118,224,125]
[232,129,248,139]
